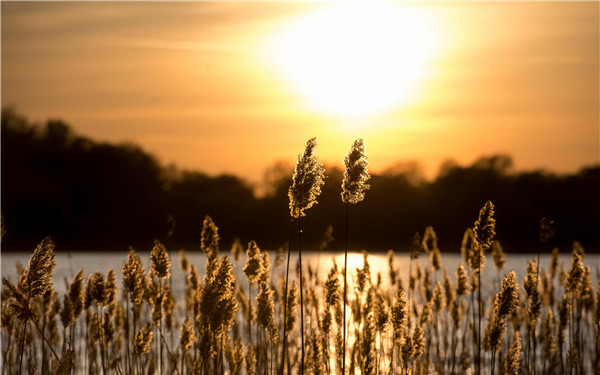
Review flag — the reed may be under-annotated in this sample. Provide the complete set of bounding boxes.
[341,138,370,375]
[1,158,598,375]
[286,137,325,375]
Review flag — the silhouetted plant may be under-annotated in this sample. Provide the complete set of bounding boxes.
[341,138,370,375]
[284,137,325,375]
[473,200,496,375]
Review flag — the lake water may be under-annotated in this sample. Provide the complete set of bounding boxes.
[2,248,598,298]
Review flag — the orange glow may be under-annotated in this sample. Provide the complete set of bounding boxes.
[266,3,443,119]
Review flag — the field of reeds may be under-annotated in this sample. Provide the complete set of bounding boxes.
[1,138,599,375]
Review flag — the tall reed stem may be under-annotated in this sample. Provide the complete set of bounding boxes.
[343,202,349,375]
[280,218,293,375]
[477,259,482,375]
[298,216,305,375]
[18,290,30,375]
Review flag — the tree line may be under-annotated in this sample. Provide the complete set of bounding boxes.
[2,108,598,253]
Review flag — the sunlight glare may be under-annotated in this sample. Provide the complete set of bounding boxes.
[268,3,442,117]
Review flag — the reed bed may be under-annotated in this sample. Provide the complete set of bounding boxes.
[1,138,598,374]
[2,220,598,375]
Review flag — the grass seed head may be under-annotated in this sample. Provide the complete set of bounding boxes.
[503,332,522,375]
[201,215,220,277]
[289,137,326,217]
[122,248,146,305]
[341,138,370,204]
[566,245,585,294]
[134,322,154,356]
[473,200,496,252]
[461,228,481,272]
[324,265,341,307]
[243,240,263,285]
[410,232,424,260]
[87,272,105,306]
[245,343,256,375]
[150,239,171,279]
[495,270,519,317]
[68,270,85,319]
[26,236,56,298]
[180,315,196,352]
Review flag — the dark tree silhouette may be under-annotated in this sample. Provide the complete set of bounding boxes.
[2,109,598,253]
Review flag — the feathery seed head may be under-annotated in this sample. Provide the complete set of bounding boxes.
[461,228,481,272]
[285,281,298,333]
[87,272,105,306]
[473,200,496,252]
[504,332,522,375]
[260,252,271,284]
[566,245,585,293]
[443,269,455,306]
[324,265,341,307]
[150,239,171,279]
[134,323,154,356]
[485,311,506,352]
[245,344,256,375]
[122,248,146,305]
[410,232,424,260]
[456,264,472,296]
[495,270,519,317]
[523,260,538,298]
[200,215,220,253]
[26,237,56,298]
[289,137,326,218]
[341,138,370,204]
[60,292,74,328]
[68,270,85,319]
[422,226,438,254]
[412,324,425,359]
[243,240,263,285]
[391,289,409,341]
[105,268,118,307]
[180,315,196,352]
[419,302,432,326]
[432,281,445,312]
[199,256,238,336]
[3,277,33,323]
[256,281,275,338]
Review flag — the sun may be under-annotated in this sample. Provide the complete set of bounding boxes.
[267,3,441,117]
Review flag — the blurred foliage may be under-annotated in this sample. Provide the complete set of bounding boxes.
[2,108,598,252]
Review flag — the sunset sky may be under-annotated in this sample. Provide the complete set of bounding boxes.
[2,1,598,184]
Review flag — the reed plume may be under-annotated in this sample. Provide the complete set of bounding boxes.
[473,201,496,375]
[201,215,220,278]
[286,137,325,375]
[151,240,171,279]
[5,237,57,375]
[224,337,244,375]
[288,137,326,219]
[503,332,522,375]
[341,138,370,375]
[122,248,145,305]
[244,240,263,346]
[256,280,277,341]
[134,322,153,356]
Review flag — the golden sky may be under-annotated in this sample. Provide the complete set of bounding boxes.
[2,1,598,184]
